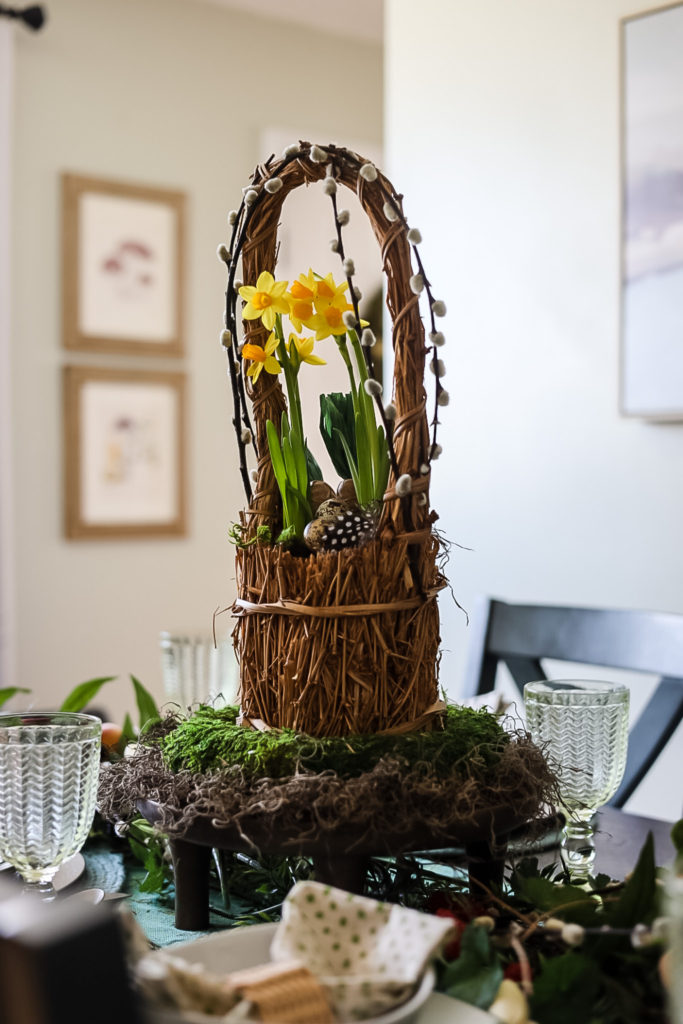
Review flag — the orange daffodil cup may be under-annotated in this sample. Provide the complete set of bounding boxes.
[237,269,388,540]
[242,332,281,383]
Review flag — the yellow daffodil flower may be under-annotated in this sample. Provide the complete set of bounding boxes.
[287,270,320,331]
[287,270,352,335]
[241,332,281,383]
[313,271,347,309]
[239,272,289,331]
[308,306,348,340]
[310,271,357,340]
[287,333,326,367]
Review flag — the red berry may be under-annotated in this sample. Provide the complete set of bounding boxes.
[435,909,466,961]
[504,962,530,982]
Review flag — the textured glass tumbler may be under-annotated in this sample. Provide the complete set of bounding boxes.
[160,632,239,709]
[524,680,629,877]
[0,713,101,899]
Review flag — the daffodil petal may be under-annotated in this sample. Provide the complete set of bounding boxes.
[264,356,281,375]
[242,304,262,321]
[256,271,274,291]
[303,354,326,365]
[239,286,257,301]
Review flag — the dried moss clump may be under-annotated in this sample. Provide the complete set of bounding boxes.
[159,704,509,780]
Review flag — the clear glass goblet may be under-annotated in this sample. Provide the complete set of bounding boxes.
[523,680,629,878]
[0,712,101,899]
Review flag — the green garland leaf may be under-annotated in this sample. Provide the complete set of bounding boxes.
[440,924,503,1009]
[606,831,656,928]
[530,952,600,1024]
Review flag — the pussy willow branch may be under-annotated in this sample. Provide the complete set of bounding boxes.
[327,183,400,483]
[223,321,253,503]
[223,146,314,499]
[372,183,444,463]
[327,167,424,567]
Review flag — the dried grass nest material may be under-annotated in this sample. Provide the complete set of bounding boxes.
[98,708,558,847]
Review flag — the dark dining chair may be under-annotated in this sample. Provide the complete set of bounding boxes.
[461,596,683,808]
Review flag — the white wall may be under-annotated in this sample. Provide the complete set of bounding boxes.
[386,0,682,819]
[0,23,16,691]
[9,0,382,720]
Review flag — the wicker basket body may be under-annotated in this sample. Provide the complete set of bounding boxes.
[229,145,443,736]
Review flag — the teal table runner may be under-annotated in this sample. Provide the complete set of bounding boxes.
[83,843,266,948]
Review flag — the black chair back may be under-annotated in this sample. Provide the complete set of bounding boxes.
[462,596,683,808]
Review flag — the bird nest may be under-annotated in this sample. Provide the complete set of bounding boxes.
[98,713,558,854]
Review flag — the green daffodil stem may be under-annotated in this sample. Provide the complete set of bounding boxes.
[274,315,305,442]
[334,335,358,403]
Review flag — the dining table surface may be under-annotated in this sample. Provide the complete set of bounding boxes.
[581,805,676,879]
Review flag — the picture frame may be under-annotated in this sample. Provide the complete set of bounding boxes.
[63,366,186,539]
[61,173,186,357]
[620,2,683,420]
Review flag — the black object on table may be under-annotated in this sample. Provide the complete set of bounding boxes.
[0,873,143,1024]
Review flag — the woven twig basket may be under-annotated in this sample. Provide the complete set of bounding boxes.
[223,143,447,737]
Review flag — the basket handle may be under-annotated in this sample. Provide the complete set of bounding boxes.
[227,143,439,537]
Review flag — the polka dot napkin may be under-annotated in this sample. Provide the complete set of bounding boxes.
[270,881,455,1021]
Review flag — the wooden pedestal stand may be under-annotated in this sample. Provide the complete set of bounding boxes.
[139,799,524,931]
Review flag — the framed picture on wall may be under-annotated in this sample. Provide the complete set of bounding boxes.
[620,2,683,419]
[63,366,186,539]
[61,173,186,357]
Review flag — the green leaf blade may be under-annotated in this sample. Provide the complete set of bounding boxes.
[60,676,116,713]
[607,831,657,927]
[0,687,32,710]
[131,675,160,730]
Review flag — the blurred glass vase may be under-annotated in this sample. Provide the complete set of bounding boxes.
[160,632,239,710]
[0,712,101,899]
[524,679,629,878]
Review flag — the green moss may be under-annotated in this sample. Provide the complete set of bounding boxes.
[159,704,509,779]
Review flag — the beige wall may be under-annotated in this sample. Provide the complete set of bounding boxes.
[9,0,383,719]
[386,0,682,819]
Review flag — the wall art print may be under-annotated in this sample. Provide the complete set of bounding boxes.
[621,2,683,419]
[63,366,186,539]
[62,173,186,357]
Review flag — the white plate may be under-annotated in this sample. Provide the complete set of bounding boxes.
[54,851,85,891]
[145,922,493,1023]
[0,851,85,891]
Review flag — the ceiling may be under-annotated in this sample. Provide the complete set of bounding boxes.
[189,0,384,44]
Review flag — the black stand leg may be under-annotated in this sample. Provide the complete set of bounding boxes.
[465,839,506,895]
[170,839,212,930]
[312,854,369,894]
